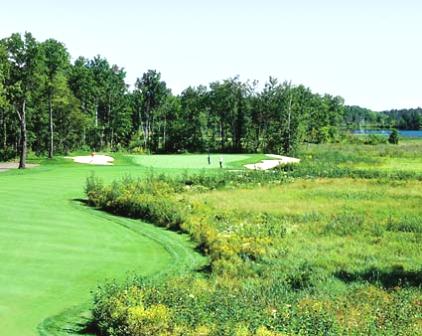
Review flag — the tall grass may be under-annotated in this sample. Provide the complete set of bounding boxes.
[86,171,422,335]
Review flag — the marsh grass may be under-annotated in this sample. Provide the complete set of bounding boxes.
[89,172,422,335]
[295,140,422,178]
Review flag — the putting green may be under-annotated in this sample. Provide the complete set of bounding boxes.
[129,154,254,169]
[0,157,204,336]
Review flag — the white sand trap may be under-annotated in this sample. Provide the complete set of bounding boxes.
[65,155,114,165]
[244,154,300,170]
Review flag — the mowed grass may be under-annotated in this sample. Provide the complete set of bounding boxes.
[0,156,206,336]
[129,153,258,169]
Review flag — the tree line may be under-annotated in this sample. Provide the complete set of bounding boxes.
[345,105,422,130]
[0,32,345,167]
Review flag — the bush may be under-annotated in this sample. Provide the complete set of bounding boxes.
[388,129,399,144]
[363,134,388,145]
[87,171,422,335]
[0,147,16,161]
[386,216,422,233]
[85,175,186,229]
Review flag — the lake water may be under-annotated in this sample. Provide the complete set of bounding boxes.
[353,130,422,138]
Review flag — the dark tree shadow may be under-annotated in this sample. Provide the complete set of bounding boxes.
[76,320,100,335]
[73,198,89,205]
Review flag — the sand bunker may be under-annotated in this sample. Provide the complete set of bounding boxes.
[244,154,300,170]
[65,155,114,165]
[0,162,39,172]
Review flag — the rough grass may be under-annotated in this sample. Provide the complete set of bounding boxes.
[89,173,422,334]
[300,139,422,173]
[192,178,422,275]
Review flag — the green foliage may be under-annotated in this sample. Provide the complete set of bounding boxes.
[344,105,422,130]
[386,216,422,233]
[364,134,388,145]
[322,212,365,236]
[388,129,399,144]
[283,141,422,181]
[88,163,422,335]
[86,175,186,229]
[1,31,347,161]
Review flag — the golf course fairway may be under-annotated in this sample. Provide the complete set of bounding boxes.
[0,156,211,336]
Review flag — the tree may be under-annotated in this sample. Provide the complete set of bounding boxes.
[2,32,41,168]
[0,44,7,107]
[68,57,99,147]
[132,70,168,152]
[388,129,399,144]
[70,56,130,150]
[0,43,11,160]
[260,79,306,155]
[179,86,209,151]
[105,65,130,149]
[40,39,70,158]
[159,95,182,152]
[0,31,352,157]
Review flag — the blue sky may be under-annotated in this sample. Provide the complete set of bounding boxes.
[1,0,421,110]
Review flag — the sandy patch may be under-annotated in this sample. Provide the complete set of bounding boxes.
[244,154,300,170]
[65,155,114,165]
[0,162,39,172]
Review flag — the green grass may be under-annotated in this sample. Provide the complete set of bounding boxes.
[193,178,422,217]
[0,156,207,336]
[2,146,422,335]
[345,157,422,172]
[300,139,422,172]
[88,155,422,334]
[129,153,258,169]
[192,178,422,273]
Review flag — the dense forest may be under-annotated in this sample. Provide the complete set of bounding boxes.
[1,32,345,165]
[345,105,422,130]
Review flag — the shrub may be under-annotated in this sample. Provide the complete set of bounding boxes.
[85,173,105,206]
[0,147,17,161]
[86,175,187,229]
[386,216,422,233]
[363,134,388,145]
[388,129,399,144]
[87,170,422,335]
[323,213,365,236]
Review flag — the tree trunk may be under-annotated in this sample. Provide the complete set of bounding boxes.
[108,97,112,148]
[220,121,225,150]
[1,109,6,151]
[95,101,99,127]
[287,92,292,154]
[163,114,167,150]
[18,100,27,169]
[48,93,54,158]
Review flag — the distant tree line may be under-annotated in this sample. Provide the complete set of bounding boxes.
[0,32,345,166]
[345,105,422,130]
